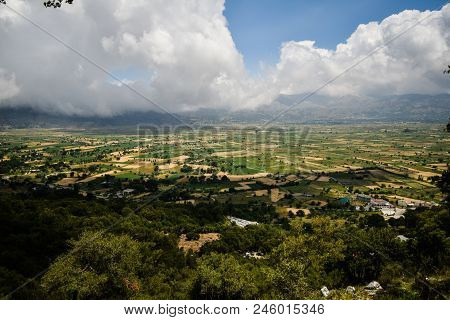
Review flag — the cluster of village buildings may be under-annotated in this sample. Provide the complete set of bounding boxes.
[355,193,438,218]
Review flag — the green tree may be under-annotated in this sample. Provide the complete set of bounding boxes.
[436,169,449,206]
[343,227,405,283]
[365,213,387,228]
[270,217,346,298]
[41,231,142,299]
[193,253,265,299]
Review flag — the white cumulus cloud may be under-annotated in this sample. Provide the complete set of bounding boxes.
[0,0,274,115]
[273,6,450,97]
[0,1,448,115]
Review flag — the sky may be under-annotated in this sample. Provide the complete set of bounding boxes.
[0,0,449,116]
[224,0,450,73]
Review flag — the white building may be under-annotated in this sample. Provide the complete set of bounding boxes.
[228,216,258,227]
[381,207,406,218]
[370,198,394,209]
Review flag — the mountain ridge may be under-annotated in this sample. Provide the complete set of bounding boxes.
[1,93,449,128]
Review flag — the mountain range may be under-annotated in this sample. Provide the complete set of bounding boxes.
[1,94,449,128]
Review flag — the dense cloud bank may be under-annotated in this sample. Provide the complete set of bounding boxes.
[0,0,449,115]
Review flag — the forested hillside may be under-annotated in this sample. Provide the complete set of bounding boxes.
[1,171,448,299]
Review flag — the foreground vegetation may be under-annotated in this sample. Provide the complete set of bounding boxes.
[0,181,448,299]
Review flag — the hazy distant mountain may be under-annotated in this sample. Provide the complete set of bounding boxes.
[0,107,188,129]
[0,94,449,128]
[227,93,450,123]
